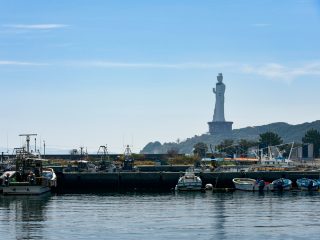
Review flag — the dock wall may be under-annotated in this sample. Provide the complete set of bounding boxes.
[57,171,320,192]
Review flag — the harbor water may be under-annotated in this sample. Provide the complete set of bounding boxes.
[1,191,320,239]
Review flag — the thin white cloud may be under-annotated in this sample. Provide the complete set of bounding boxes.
[3,24,69,30]
[66,61,235,69]
[241,62,320,82]
[2,59,320,84]
[0,60,48,66]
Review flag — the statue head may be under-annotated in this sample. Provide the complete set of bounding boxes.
[217,73,223,83]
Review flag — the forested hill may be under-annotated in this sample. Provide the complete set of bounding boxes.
[140,120,320,154]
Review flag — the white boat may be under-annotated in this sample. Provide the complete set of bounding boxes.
[2,160,57,195]
[258,142,295,167]
[175,169,202,191]
[2,134,57,195]
[232,178,270,191]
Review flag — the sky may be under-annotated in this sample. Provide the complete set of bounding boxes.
[0,0,320,153]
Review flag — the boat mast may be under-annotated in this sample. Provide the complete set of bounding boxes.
[19,133,37,154]
[288,142,294,161]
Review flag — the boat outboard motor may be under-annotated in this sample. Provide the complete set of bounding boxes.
[4,173,10,186]
[308,180,314,191]
[276,180,284,191]
[258,180,265,192]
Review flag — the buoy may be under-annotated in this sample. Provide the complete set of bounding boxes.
[205,183,213,190]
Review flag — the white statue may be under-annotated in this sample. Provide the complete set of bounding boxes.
[213,73,225,122]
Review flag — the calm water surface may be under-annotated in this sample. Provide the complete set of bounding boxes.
[1,191,320,240]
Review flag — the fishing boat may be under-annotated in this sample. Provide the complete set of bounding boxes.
[269,178,292,191]
[253,142,295,168]
[296,178,319,191]
[2,134,57,195]
[175,168,202,191]
[122,145,135,171]
[2,159,57,195]
[232,178,270,191]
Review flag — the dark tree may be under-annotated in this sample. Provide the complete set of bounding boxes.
[259,132,283,148]
[193,142,208,158]
[237,139,258,155]
[215,139,235,157]
[167,148,179,157]
[302,129,320,158]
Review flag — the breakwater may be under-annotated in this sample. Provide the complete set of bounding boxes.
[56,171,320,192]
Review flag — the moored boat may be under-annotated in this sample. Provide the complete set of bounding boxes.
[233,178,256,191]
[296,178,319,191]
[2,159,57,195]
[269,178,292,191]
[2,134,57,195]
[175,168,202,191]
[232,178,270,191]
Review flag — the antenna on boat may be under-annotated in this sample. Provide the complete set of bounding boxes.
[6,132,9,154]
[80,146,84,159]
[43,140,46,158]
[288,142,294,161]
[98,145,110,161]
[19,134,37,153]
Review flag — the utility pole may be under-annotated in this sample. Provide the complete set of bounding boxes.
[43,140,46,158]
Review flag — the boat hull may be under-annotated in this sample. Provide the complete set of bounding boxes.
[270,178,292,191]
[2,185,51,195]
[175,175,202,191]
[233,178,270,191]
[296,178,319,191]
[175,183,202,191]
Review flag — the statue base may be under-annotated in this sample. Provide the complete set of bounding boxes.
[208,121,233,135]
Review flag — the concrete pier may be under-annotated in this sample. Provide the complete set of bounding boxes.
[56,171,320,192]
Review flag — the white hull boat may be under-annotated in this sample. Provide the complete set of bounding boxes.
[2,184,51,195]
[233,178,270,191]
[2,168,57,195]
[175,169,202,191]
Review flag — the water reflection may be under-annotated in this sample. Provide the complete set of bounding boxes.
[0,193,51,239]
[1,191,320,240]
[212,193,227,240]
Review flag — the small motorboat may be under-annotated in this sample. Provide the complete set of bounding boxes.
[270,178,292,191]
[233,178,256,191]
[232,178,270,191]
[296,178,319,191]
[175,169,202,191]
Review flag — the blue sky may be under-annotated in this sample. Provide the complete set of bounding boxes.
[0,0,320,153]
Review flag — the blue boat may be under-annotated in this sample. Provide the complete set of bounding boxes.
[270,178,292,191]
[296,178,319,191]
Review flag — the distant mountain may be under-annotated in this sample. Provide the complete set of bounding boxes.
[140,120,320,154]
